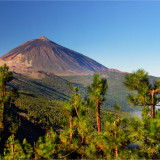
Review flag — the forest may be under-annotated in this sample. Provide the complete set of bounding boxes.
[0,64,160,159]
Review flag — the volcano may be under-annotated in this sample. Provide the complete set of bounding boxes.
[0,36,109,76]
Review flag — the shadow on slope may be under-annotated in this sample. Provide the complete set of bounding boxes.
[6,103,46,146]
[8,72,86,101]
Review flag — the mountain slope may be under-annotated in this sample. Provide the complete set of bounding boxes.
[8,70,136,112]
[0,36,108,76]
[9,72,86,101]
[62,71,135,112]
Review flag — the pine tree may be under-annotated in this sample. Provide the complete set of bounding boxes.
[22,138,33,159]
[67,82,74,144]
[8,88,19,107]
[87,73,108,133]
[102,108,133,159]
[0,64,13,131]
[124,69,160,119]
[3,123,31,159]
[139,112,160,159]
[59,86,96,159]
[35,129,58,159]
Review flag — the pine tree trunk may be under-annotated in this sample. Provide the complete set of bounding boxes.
[1,85,6,97]
[97,99,101,133]
[150,90,155,120]
[70,115,73,144]
[115,147,118,159]
[114,121,118,158]
[81,154,84,160]
[1,104,4,131]
[34,142,37,160]
[151,105,155,120]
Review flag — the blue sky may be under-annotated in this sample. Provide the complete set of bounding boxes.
[1,1,160,76]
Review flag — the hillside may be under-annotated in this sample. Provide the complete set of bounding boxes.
[7,70,137,112]
[62,71,160,112]
[8,72,86,101]
[62,71,135,112]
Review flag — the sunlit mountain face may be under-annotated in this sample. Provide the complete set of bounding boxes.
[0,36,111,76]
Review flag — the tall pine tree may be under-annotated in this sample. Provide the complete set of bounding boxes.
[124,69,160,119]
[87,73,108,133]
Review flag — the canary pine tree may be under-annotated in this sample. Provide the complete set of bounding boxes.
[87,73,108,133]
[3,123,33,159]
[124,69,160,119]
[67,82,74,144]
[35,129,58,159]
[0,64,13,131]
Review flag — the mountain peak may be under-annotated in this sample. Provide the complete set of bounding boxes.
[1,36,109,76]
[38,36,49,41]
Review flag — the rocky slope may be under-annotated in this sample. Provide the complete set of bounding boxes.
[0,36,109,76]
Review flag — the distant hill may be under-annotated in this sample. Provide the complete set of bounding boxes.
[62,71,136,112]
[7,70,139,112]
[62,71,160,112]
[0,36,111,76]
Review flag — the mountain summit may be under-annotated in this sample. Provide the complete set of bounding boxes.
[0,36,109,76]
[38,36,50,40]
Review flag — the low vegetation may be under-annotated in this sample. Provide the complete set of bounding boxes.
[0,64,160,159]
